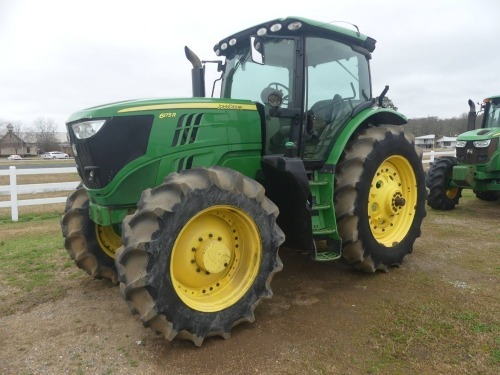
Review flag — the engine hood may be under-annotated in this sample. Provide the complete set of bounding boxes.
[457,127,500,141]
[66,97,257,123]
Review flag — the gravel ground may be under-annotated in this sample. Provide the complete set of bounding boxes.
[1,196,499,374]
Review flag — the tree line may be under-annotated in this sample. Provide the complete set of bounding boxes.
[407,114,466,137]
[376,96,482,138]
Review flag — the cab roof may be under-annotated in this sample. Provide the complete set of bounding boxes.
[214,16,376,56]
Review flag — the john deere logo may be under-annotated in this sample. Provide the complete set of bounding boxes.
[466,149,474,154]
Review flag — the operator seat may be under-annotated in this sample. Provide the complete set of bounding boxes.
[309,94,351,138]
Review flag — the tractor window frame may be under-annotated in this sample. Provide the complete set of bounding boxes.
[484,100,500,128]
[302,36,372,161]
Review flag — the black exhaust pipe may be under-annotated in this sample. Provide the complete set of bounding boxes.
[185,46,205,97]
[467,99,476,131]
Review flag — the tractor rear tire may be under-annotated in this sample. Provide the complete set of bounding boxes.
[426,156,462,210]
[116,167,284,346]
[335,125,426,272]
[61,187,120,284]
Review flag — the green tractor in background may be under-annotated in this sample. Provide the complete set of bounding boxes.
[61,17,426,346]
[426,96,500,209]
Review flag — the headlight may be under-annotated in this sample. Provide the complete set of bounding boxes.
[473,139,491,148]
[71,119,106,139]
[270,23,282,32]
[288,22,302,31]
[455,140,466,148]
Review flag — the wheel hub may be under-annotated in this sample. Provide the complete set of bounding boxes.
[195,240,231,274]
[368,156,417,246]
[96,224,122,259]
[393,196,406,208]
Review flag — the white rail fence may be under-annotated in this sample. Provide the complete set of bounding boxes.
[0,167,79,221]
[0,150,456,222]
[422,149,456,164]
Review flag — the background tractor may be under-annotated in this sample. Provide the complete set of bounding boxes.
[61,17,426,346]
[426,96,500,209]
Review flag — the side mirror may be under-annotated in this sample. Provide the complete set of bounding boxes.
[250,36,265,65]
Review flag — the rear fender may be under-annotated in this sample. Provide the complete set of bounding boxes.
[326,108,407,166]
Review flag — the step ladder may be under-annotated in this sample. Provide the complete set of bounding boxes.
[308,173,341,262]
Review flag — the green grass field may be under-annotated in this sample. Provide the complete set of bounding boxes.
[0,211,82,316]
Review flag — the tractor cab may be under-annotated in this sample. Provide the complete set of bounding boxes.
[209,17,376,161]
[482,96,500,128]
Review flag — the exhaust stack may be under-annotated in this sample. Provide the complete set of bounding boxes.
[185,46,205,97]
[467,99,476,131]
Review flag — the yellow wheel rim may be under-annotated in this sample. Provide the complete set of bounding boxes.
[445,187,460,199]
[171,205,261,313]
[368,155,418,247]
[96,225,122,258]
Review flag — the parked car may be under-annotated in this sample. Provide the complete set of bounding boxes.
[7,154,22,161]
[42,151,69,159]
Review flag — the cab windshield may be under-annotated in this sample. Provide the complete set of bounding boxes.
[220,38,295,107]
[219,35,372,158]
[484,99,500,128]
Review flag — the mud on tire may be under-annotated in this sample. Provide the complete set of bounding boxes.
[116,167,284,346]
[335,125,427,272]
[61,187,119,284]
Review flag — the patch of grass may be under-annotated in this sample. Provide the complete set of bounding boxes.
[0,215,82,316]
[0,210,62,224]
[367,297,500,373]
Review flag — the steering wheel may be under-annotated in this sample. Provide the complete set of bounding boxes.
[267,82,290,105]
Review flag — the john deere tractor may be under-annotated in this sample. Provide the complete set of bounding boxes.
[61,17,426,346]
[426,96,500,209]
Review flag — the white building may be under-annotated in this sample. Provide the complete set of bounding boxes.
[436,136,457,149]
[415,134,435,149]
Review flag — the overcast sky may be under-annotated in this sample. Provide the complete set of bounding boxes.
[1,0,499,131]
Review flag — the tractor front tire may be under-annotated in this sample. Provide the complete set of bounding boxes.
[61,187,120,284]
[116,167,284,346]
[426,157,462,210]
[335,125,426,272]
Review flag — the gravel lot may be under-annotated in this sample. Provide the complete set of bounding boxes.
[1,194,499,374]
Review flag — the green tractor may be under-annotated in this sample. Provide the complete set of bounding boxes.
[61,17,426,346]
[426,96,500,209]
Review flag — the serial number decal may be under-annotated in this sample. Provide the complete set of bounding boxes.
[217,104,244,110]
[159,112,177,119]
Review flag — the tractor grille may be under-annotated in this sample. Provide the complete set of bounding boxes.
[456,138,499,165]
[69,115,154,189]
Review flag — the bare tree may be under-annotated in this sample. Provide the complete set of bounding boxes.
[0,120,6,137]
[31,117,59,153]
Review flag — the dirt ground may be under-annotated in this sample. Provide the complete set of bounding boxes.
[1,196,499,375]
